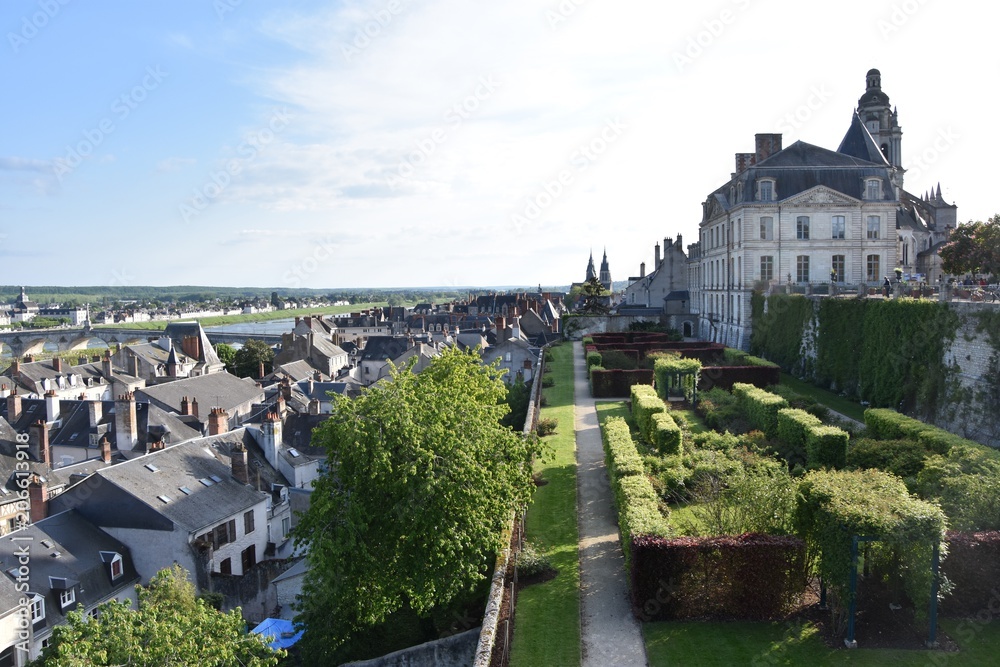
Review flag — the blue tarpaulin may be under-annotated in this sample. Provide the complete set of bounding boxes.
[252,617,303,650]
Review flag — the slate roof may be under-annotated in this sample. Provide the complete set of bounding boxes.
[163,322,224,368]
[51,434,268,534]
[137,372,264,415]
[0,509,140,627]
[359,336,410,362]
[837,112,891,165]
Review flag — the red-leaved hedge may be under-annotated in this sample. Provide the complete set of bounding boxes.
[630,533,807,621]
[590,369,655,397]
[941,531,1000,616]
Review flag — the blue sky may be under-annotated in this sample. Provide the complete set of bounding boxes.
[2,0,997,289]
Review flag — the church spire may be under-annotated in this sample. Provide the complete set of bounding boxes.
[585,251,596,281]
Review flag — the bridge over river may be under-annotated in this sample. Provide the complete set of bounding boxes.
[0,325,284,358]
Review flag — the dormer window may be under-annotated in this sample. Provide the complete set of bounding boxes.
[865,178,882,200]
[100,551,124,581]
[757,179,775,202]
[59,588,75,608]
[30,594,45,622]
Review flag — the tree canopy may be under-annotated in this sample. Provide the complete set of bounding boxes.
[940,215,1000,278]
[233,339,275,378]
[292,346,542,661]
[214,342,237,374]
[32,565,283,667]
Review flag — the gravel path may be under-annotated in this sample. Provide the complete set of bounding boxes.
[573,342,648,667]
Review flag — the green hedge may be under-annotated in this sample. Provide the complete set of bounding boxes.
[723,348,780,368]
[776,408,822,456]
[733,382,788,436]
[865,408,979,455]
[586,351,603,374]
[603,416,645,479]
[631,385,666,443]
[805,425,849,470]
[650,412,682,456]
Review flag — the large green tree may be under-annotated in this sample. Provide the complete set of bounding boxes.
[233,339,275,378]
[293,346,541,661]
[32,565,283,667]
[940,215,1000,278]
[214,342,237,374]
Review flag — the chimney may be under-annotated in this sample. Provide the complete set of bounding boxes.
[148,438,165,452]
[101,352,113,380]
[182,335,200,360]
[132,354,140,378]
[88,400,103,428]
[28,475,48,524]
[78,355,88,366]
[640,262,645,278]
[754,133,782,163]
[276,393,286,416]
[735,152,756,174]
[22,355,33,363]
[261,412,281,468]
[99,434,112,463]
[51,357,63,373]
[258,360,265,379]
[181,396,190,416]
[208,407,229,436]
[654,242,661,267]
[304,316,312,330]
[6,390,21,423]
[313,370,322,382]
[231,443,249,485]
[44,390,60,424]
[294,317,301,327]
[114,392,138,451]
[309,399,320,415]
[190,397,199,419]
[28,420,49,465]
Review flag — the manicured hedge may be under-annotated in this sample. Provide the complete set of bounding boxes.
[865,408,980,454]
[776,408,822,457]
[630,533,807,621]
[600,416,671,572]
[590,369,655,398]
[805,425,849,470]
[631,385,666,443]
[733,383,788,436]
[650,412,682,456]
[586,351,603,372]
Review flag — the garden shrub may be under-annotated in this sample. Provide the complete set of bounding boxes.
[733,383,788,436]
[517,541,554,578]
[535,417,557,437]
[776,409,823,460]
[686,458,798,537]
[916,443,1000,530]
[602,416,645,479]
[865,408,979,455]
[691,431,740,452]
[805,425,849,470]
[846,438,929,484]
[650,412,682,455]
[940,531,1000,616]
[600,349,639,370]
[590,369,655,398]
[586,351,603,372]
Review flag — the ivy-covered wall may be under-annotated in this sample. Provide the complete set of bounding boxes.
[750,294,999,446]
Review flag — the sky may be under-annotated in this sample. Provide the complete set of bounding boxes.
[2,0,997,290]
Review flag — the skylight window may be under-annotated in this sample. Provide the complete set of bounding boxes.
[157,495,171,504]
[288,449,301,458]
[209,475,223,484]
[199,478,214,487]
[178,486,192,495]
[145,464,159,473]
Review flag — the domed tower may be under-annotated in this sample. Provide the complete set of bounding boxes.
[857,68,903,170]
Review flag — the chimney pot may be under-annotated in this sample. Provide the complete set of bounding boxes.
[754,133,782,163]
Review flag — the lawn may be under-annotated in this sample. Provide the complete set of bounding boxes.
[645,618,1000,666]
[508,342,581,667]
[779,373,866,423]
[92,302,386,330]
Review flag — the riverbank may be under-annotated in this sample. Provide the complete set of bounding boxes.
[92,302,387,331]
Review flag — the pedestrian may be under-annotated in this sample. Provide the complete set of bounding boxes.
[883,276,891,298]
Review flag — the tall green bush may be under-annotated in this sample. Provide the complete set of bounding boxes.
[805,425,849,470]
[749,293,814,371]
[733,383,788,436]
[650,412,682,456]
